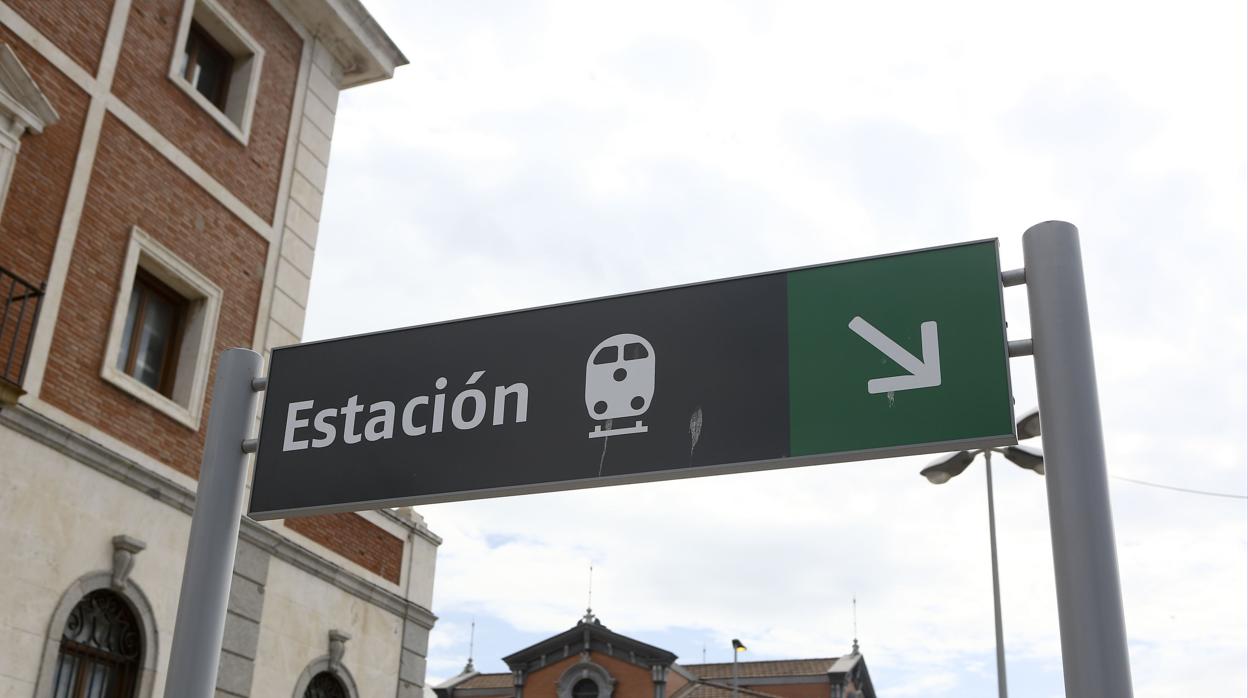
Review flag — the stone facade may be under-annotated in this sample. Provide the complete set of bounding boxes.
[0,1,438,696]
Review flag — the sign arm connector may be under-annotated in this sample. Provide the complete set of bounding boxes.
[1001,268,1026,287]
[240,375,268,454]
[1008,339,1034,358]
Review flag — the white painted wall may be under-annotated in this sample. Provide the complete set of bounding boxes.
[251,556,405,697]
[0,425,189,698]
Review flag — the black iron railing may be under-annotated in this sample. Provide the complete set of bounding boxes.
[0,265,44,390]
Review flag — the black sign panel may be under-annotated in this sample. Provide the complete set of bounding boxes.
[250,241,1015,519]
[250,275,791,518]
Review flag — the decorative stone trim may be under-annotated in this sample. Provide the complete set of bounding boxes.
[292,654,360,698]
[555,660,616,698]
[100,227,223,430]
[167,0,265,144]
[0,404,438,626]
[110,534,146,590]
[329,628,350,669]
[33,571,159,698]
[0,42,59,219]
[0,43,59,131]
[383,506,444,546]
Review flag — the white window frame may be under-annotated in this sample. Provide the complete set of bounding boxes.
[167,0,265,145]
[102,227,222,430]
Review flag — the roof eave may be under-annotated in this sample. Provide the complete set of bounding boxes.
[435,670,480,691]
[287,0,409,89]
[503,621,678,669]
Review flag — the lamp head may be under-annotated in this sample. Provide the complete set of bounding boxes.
[1016,409,1041,440]
[1002,444,1044,474]
[920,450,975,484]
[732,639,747,652]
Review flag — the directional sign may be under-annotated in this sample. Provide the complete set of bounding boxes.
[250,239,1015,519]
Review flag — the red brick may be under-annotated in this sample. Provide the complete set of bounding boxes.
[112,0,302,222]
[0,26,91,286]
[286,513,404,584]
[40,113,266,477]
[5,0,111,75]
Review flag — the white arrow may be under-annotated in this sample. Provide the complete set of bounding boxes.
[847,316,942,394]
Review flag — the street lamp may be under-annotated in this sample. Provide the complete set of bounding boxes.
[731,639,746,698]
[919,411,1044,698]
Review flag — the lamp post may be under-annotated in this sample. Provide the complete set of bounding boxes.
[731,639,746,698]
[919,409,1044,698]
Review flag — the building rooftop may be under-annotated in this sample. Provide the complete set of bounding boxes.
[680,658,842,680]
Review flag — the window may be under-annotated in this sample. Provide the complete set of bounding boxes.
[116,270,186,397]
[556,663,614,698]
[180,22,233,110]
[168,0,264,143]
[304,673,348,698]
[102,228,222,430]
[573,679,600,698]
[52,590,141,698]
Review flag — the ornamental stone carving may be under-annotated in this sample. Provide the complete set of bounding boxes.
[111,535,146,590]
[329,629,351,669]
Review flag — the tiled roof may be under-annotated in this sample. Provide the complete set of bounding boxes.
[457,673,513,689]
[681,658,840,680]
[675,683,784,698]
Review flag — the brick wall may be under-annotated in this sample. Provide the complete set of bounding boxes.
[666,667,689,696]
[112,0,301,222]
[4,0,410,600]
[524,652,657,698]
[0,25,90,286]
[4,0,111,75]
[286,512,404,584]
[40,113,265,477]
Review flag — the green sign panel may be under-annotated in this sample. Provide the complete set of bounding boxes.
[788,240,1015,460]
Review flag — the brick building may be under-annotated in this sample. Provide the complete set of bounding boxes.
[0,1,439,697]
[436,614,876,698]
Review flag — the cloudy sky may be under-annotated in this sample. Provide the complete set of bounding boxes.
[303,2,1247,696]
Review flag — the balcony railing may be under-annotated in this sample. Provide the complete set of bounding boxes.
[0,265,44,399]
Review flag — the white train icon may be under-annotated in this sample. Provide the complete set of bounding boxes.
[585,333,655,439]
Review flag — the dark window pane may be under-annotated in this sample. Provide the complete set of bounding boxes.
[53,652,77,698]
[305,672,348,698]
[116,288,140,372]
[573,679,599,698]
[133,291,176,391]
[593,345,618,365]
[118,272,186,397]
[56,590,141,698]
[183,23,233,110]
[623,342,649,360]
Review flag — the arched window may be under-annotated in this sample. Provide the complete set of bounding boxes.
[304,672,348,698]
[52,589,142,697]
[573,678,600,698]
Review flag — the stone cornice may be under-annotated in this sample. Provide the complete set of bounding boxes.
[282,0,408,87]
[0,403,436,628]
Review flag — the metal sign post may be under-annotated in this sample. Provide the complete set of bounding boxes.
[1023,221,1134,697]
[155,226,1133,698]
[163,348,264,698]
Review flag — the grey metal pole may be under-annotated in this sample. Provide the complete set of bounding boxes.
[1022,221,1134,697]
[163,348,264,698]
[982,451,1008,698]
[732,649,739,698]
